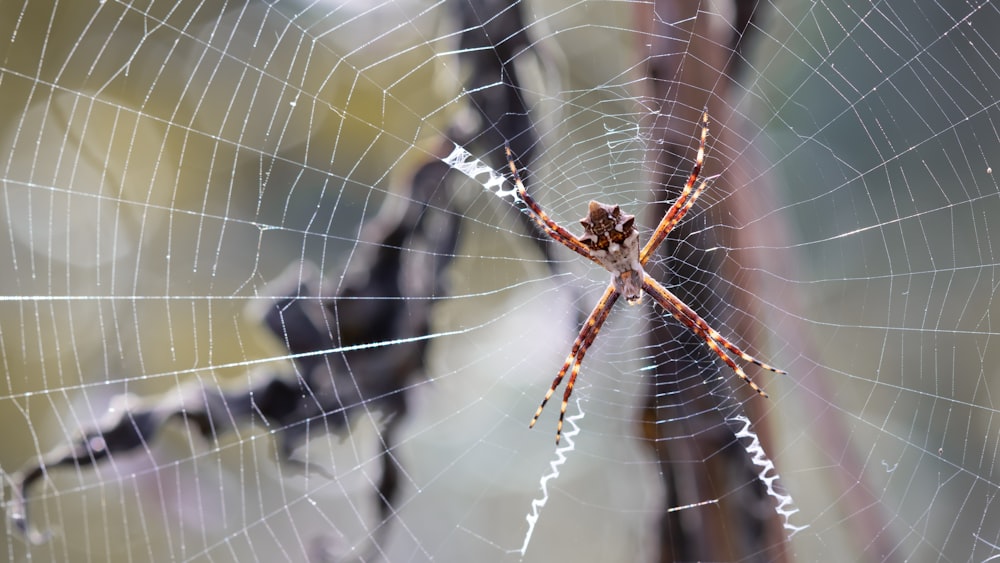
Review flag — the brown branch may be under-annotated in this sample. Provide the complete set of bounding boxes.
[636,1,789,560]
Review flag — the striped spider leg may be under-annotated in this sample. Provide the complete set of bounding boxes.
[507,112,786,444]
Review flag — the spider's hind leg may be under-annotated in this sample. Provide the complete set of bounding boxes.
[642,276,783,398]
[529,286,620,444]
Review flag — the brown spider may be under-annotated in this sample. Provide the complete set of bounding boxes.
[506,112,786,444]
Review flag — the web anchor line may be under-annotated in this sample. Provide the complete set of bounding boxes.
[729,414,809,537]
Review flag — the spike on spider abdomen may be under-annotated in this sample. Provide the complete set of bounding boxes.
[580,201,644,303]
[579,201,634,249]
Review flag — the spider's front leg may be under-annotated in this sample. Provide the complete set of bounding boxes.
[504,143,596,263]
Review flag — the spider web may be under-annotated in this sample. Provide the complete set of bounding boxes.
[1,0,999,561]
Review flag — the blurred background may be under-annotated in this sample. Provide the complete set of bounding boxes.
[1,0,999,561]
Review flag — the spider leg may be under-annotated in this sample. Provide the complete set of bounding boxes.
[695,322,787,375]
[641,112,710,260]
[642,276,782,397]
[647,280,786,375]
[505,144,596,264]
[530,285,621,443]
[640,179,708,264]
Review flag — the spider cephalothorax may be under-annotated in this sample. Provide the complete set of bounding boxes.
[504,111,786,443]
[579,201,644,304]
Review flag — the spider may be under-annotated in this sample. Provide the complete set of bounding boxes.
[505,112,786,444]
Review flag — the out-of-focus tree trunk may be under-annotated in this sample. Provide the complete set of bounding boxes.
[634,2,899,561]
[634,2,789,560]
